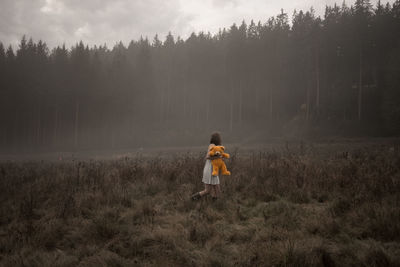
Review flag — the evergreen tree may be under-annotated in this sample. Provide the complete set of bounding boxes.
[1,1,400,152]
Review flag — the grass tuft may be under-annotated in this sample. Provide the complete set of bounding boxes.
[1,143,399,265]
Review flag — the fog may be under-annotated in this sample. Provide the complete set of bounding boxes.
[1,1,400,154]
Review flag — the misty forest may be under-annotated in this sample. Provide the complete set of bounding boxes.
[2,0,400,266]
[1,0,400,152]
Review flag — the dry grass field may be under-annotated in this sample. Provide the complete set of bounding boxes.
[1,140,400,266]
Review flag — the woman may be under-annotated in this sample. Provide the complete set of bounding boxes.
[191,132,223,201]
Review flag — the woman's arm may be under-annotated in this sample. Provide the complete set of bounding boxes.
[206,154,222,160]
[206,144,215,158]
[221,152,230,158]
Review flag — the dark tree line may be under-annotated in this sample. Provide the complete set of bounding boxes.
[1,0,400,152]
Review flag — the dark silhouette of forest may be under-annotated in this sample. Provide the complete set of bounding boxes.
[1,0,400,152]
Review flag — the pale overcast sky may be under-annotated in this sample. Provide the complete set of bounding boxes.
[0,0,395,49]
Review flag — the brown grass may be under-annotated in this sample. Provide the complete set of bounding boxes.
[1,142,400,266]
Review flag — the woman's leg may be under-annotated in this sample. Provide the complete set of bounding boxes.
[191,184,211,200]
[199,184,211,196]
[214,184,221,198]
[210,185,216,198]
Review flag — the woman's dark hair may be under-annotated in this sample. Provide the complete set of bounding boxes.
[210,132,222,146]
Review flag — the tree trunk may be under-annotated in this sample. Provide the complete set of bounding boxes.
[196,108,199,129]
[230,85,234,132]
[74,100,79,148]
[269,87,273,121]
[255,87,259,113]
[29,108,34,148]
[183,79,187,121]
[358,50,363,121]
[111,128,115,149]
[238,80,243,125]
[206,88,210,124]
[166,72,171,121]
[306,79,310,122]
[13,109,18,152]
[36,107,41,146]
[160,86,164,122]
[54,107,58,147]
[1,127,5,151]
[42,108,46,147]
[316,50,320,114]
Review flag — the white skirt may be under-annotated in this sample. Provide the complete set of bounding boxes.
[202,159,220,185]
